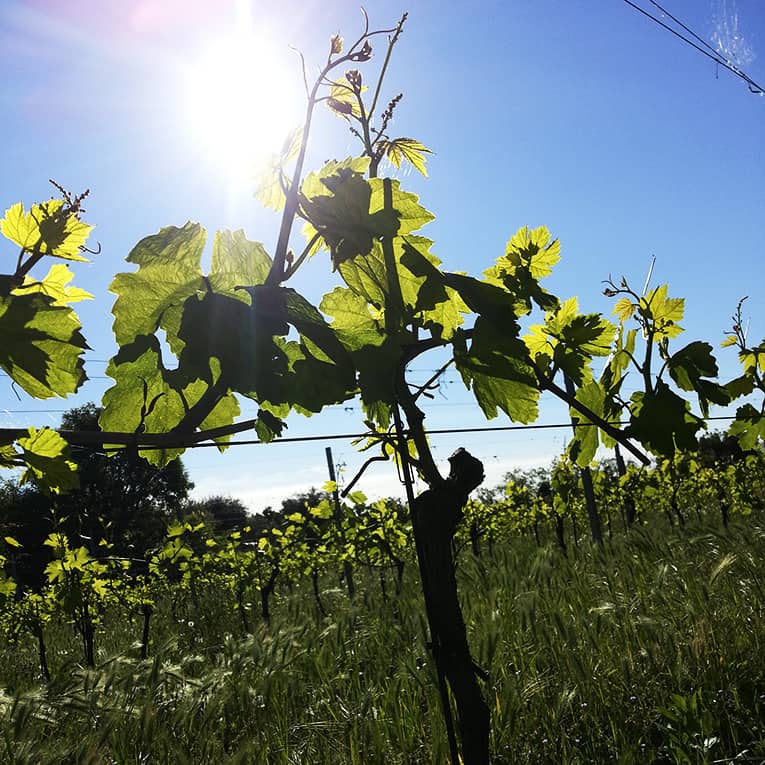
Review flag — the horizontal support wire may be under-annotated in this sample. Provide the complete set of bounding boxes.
[0,415,736,452]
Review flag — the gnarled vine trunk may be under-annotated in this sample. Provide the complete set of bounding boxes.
[411,448,490,765]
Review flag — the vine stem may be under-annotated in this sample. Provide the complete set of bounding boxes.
[536,366,650,465]
[268,19,400,286]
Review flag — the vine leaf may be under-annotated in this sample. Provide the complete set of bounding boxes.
[641,284,684,339]
[400,240,467,340]
[1,201,93,261]
[208,230,272,296]
[100,335,240,464]
[301,163,433,269]
[109,222,207,350]
[441,269,543,421]
[728,404,765,451]
[384,137,432,176]
[0,291,88,398]
[104,224,293,461]
[254,126,303,212]
[301,169,401,267]
[16,427,78,493]
[524,297,615,385]
[484,225,560,315]
[613,297,636,323]
[176,286,355,412]
[627,380,702,455]
[453,319,539,424]
[667,340,730,416]
[568,381,606,467]
[327,78,366,118]
[15,264,93,306]
[320,286,385,350]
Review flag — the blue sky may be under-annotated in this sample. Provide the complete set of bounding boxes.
[1,0,763,510]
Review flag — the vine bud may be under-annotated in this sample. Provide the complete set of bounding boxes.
[330,34,343,54]
[346,69,362,90]
[350,40,373,61]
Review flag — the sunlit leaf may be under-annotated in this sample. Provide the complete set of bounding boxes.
[641,284,684,339]
[17,427,78,493]
[568,381,606,467]
[15,264,92,306]
[1,200,93,261]
[326,78,366,118]
[613,297,635,323]
[0,292,88,398]
[667,340,730,416]
[627,381,702,455]
[729,404,765,451]
[208,230,272,296]
[110,222,206,349]
[385,137,432,176]
[254,126,303,211]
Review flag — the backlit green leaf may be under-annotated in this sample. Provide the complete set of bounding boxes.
[1,200,93,261]
[568,381,606,467]
[1,202,39,249]
[504,226,560,280]
[728,404,765,451]
[254,126,303,211]
[385,137,432,176]
[15,264,92,306]
[641,284,684,339]
[208,229,272,297]
[454,318,539,423]
[100,335,240,465]
[327,78,366,118]
[667,341,730,416]
[0,292,88,398]
[17,427,78,493]
[110,222,206,349]
[627,381,702,455]
[613,297,635,323]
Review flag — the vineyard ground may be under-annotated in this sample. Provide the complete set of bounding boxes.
[2,516,765,764]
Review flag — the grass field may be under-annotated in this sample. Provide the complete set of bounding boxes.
[2,517,765,764]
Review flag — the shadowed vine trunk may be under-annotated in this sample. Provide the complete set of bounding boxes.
[81,603,95,668]
[715,474,730,528]
[237,582,250,635]
[395,559,405,595]
[614,443,638,527]
[325,447,355,600]
[411,449,490,765]
[668,459,686,528]
[469,520,481,557]
[311,570,326,617]
[379,567,388,601]
[140,603,152,660]
[34,623,50,682]
[553,512,567,555]
[260,568,278,623]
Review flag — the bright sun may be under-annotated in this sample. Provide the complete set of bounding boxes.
[183,33,301,184]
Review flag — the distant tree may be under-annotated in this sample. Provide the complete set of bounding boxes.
[277,488,327,518]
[184,495,250,534]
[697,430,745,468]
[247,507,287,538]
[55,403,193,558]
[503,466,552,494]
[0,479,54,590]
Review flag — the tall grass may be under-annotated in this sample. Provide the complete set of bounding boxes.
[2,518,765,763]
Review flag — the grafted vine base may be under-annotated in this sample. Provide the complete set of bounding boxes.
[412,448,490,765]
